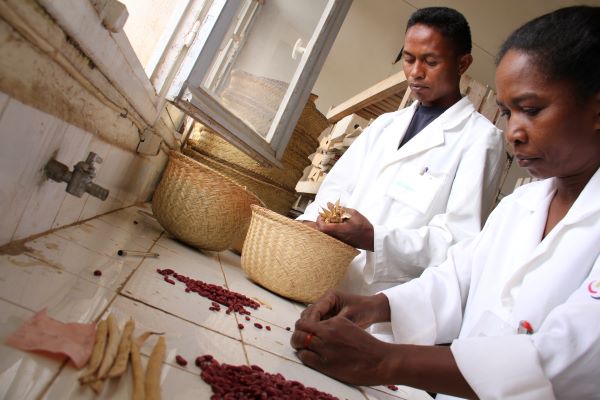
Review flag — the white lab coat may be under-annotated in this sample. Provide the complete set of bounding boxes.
[383,167,600,399]
[299,97,504,295]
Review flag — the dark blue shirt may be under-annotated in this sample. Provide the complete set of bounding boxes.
[399,103,448,148]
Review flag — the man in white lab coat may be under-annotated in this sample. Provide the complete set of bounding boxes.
[292,6,600,399]
[299,7,504,295]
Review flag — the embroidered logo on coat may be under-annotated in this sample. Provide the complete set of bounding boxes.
[587,280,600,300]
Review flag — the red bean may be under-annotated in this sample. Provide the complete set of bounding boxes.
[93,270,102,276]
[387,384,398,391]
[285,327,291,331]
[175,355,188,366]
[156,268,260,316]
[245,316,250,321]
[254,323,262,329]
[265,326,271,331]
[198,355,339,399]
[238,323,244,330]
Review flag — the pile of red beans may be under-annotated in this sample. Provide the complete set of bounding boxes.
[157,268,260,315]
[196,355,339,400]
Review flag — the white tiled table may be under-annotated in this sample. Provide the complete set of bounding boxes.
[0,204,432,400]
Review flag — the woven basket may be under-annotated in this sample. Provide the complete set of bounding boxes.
[182,149,297,216]
[152,151,263,251]
[241,205,359,303]
[188,108,324,191]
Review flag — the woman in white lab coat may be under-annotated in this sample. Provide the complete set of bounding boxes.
[299,8,504,296]
[291,6,600,399]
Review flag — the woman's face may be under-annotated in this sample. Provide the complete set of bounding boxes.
[495,50,600,180]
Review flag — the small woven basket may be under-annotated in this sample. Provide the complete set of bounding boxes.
[152,151,263,251]
[241,205,359,303]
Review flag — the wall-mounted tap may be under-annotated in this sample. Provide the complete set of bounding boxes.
[45,152,109,200]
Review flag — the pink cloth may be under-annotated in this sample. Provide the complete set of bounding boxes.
[6,309,96,368]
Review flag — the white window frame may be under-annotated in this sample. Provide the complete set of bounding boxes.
[38,0,351,166]
[176,0,352,165]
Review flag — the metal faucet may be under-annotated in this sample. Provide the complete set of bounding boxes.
[45,152,109,200]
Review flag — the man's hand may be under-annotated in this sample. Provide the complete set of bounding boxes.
[301,220,317,229]
[316,207,374,251]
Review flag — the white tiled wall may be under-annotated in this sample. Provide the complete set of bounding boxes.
[0,92,168,246]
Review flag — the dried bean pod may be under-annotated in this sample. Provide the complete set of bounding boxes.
[79,319,107,383]
[145,336,166,400]
[107,318,135,378]
[96,314,120,379]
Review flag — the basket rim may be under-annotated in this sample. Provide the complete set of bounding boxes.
[183,149,296,195]
[249,204,359,256]
[169,150,265,207]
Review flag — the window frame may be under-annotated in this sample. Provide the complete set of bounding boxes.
[39,0,352,165]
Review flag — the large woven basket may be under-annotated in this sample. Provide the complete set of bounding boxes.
[152,151,263,251]
[183,149,297,216]
[241,205,359,303]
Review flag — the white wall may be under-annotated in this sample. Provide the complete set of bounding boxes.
[312,0,599,115]
[312,0,411,114]
[121,0,189,70]
[0,92,167,246]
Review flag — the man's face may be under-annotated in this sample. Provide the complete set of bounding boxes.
[402,24,471,108]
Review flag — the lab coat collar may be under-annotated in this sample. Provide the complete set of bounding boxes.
[381,97,475,170]
[500,167,600,308]
[513,166,600,224]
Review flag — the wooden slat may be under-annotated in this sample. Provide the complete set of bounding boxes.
[479,90,499,123]
[398,87,413,109]
[358,109,380,121]
[326,71,408,123]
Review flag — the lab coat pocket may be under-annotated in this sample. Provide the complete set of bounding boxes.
[386,167,445,214]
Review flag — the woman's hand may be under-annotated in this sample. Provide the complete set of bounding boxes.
[291,315,395,386]
[316,207,374,251]
[299,290,390,328]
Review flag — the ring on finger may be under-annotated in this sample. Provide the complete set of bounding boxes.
[304,333,314,349]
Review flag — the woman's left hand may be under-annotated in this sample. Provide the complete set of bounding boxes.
[290,315,393,386]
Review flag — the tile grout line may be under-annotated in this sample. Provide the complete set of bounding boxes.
[217,252,251,366]
[115,229,166,294]
[118,292,243,343]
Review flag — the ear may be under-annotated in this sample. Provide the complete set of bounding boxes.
[458,54,473,76]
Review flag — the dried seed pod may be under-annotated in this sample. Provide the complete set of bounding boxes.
[107,318,135,378]
[319,199,350,223]
[79,319,107,383]
[96,314,120,379]
[145,336,166,400]
[130,338,145,400]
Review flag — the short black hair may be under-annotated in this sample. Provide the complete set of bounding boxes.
[497,6,600,101]
[406,7,472,55]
